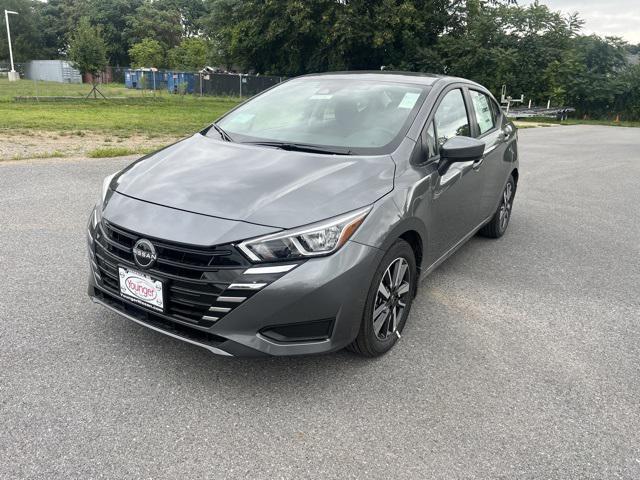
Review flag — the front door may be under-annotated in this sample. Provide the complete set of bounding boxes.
[424,88,486,263]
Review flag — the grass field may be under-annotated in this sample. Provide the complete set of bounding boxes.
[515,116,640,128]
[0,80,143,101]
[0,79,241,137]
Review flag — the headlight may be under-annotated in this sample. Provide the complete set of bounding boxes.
[238,207,371,263]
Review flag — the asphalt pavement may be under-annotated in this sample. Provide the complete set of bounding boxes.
[1,125,639,479]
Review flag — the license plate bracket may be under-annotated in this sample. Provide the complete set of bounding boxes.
[118,266,164,312]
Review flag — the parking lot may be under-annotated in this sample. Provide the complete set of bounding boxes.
[1,125,639,479]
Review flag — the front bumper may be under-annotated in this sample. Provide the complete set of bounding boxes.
[88,213,382,357]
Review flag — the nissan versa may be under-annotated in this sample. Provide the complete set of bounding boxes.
[87,72,519,357]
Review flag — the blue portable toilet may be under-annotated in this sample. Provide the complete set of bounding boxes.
[124,69,135,88]
[129,70,143,89]
[125,69,166,90]
[139,69,164,90]
[167,72,196,94]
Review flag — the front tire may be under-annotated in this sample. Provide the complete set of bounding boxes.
[347,239,417,357]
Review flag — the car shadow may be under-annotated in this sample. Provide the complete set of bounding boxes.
[96,307,391,395]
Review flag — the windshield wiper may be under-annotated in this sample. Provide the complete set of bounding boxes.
[211,123,234,142]
[243,141,352,155]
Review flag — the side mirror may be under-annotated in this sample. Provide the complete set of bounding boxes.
[440,137,485,162]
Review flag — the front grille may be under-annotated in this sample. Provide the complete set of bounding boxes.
[90,219,257,327]
[101,220,248,278]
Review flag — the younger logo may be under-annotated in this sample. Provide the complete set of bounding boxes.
[125,276,158,301]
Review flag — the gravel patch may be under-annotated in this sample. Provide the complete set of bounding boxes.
[0,130,179,160]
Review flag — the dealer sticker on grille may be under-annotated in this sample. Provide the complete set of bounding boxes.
[119,267,164,312]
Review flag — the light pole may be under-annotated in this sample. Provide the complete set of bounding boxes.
[4,9,19,81]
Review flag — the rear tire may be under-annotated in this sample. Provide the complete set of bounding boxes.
[347,239,417,357]
[479,175,516,239]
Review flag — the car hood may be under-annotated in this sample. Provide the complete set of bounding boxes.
[113,134,395,229]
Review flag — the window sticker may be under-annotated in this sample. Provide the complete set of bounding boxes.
[472,93,494,134]
[398,92,420,109]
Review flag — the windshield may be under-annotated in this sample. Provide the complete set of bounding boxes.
[214,77,429,154]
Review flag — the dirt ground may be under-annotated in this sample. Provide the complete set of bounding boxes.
[0,131,180,161]
[513,120,559,128]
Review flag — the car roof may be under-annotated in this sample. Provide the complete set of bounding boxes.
[299,71,476,87]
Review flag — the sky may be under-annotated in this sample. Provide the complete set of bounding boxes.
[521,0,640,43]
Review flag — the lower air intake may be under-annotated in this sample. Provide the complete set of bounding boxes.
[260,319,334,343]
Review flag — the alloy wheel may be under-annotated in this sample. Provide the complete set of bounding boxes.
[372,257,411,340]
[499,181,514,231]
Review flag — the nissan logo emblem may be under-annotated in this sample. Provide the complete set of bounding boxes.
[132,239,157,269]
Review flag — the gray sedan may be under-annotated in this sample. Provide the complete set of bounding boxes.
[87,71,519,357]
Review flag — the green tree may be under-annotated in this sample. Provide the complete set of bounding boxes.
[0,0,48,62]
[200,0,518,76]
[129,38,166,68]
[64,0,143,66]
[546,35,628,116]
[68,17,108,75]
[33,0,76,58]
[161,0,207,37]
[125,1,183,51]
[616,64,640,119]
[432,1,578,103]
[167,37,210,70]
[67,17,108,97]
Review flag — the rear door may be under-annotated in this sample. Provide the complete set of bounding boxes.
[467,89,510,220]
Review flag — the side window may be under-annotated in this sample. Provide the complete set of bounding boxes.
[489,98,503,125]
[470,90,497,135]
[434,89,470,147]
[423,121,437,158]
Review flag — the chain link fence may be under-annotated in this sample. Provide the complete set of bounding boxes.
[0,61,26,76]
[198,73,284,97]
[1,62,285,99]
[124,70,285,96]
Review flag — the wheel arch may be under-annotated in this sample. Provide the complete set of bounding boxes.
[376,217,427,274]
[511,168,519,187]
[381,216,428,270]
[352,200,428,275]
[398,230,424,277]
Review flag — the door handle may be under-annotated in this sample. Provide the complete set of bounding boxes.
[474,142,497,170]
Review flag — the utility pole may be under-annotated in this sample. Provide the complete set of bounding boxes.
[4,10,19,81]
